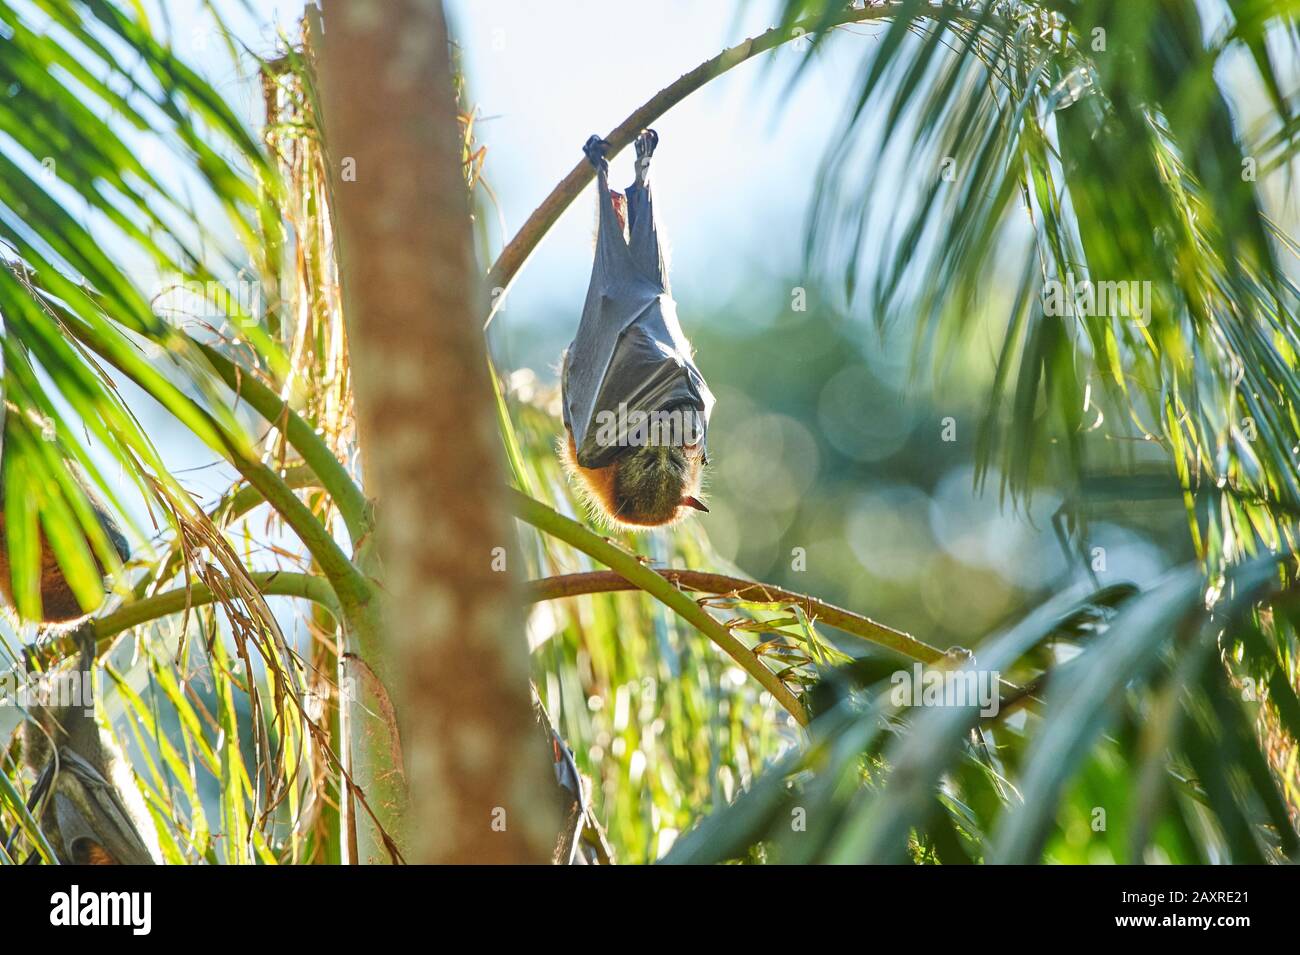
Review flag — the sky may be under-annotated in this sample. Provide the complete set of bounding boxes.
[140,0,883,330]
[444,1,868,312]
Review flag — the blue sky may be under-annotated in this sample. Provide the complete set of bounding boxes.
[444,0,868,315]
[130,0,895,376]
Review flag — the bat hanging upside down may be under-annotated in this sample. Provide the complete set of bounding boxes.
[560,130,715,528]
[19,624,157,864]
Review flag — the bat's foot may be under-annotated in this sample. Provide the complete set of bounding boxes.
[633,129,657,185]
[583,134,611,172]
[634,128,658,160]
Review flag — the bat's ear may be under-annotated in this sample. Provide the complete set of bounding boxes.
[681,496,709,513]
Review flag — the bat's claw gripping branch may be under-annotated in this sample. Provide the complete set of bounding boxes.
[634,128,658,158]
[634,128,658,184]
[583,134,611,173]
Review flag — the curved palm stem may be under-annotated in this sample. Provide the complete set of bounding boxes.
[526,569,1042,714]
[25,573,337,667]
[98,571,337,636]
[526,569,945,663]
[137,465,321,602]
[103,571,334,640]
[507,489,809,725]
[197,344,371,544]
[59,315,372,617]
[482,1,1010,314]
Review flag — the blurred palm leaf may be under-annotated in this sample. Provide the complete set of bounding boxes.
[666,556,1300,863]
[789,0,1300,573]
[0,0,286,620]
[656,0,1300,868]
[0,3,344,865]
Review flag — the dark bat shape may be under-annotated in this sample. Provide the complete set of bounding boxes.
[18,625,156,865]
[561,130,714,527]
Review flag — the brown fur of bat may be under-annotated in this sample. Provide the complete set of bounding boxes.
[0,460,130,623]
[605,189,628,237]
[0,513,93,622]
[560,430,706,528]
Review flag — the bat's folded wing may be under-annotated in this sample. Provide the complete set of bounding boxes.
[563,150,713,470]
[41,749,156,865]
[567,294,713,469]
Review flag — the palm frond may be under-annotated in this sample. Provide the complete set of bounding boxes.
[789,0,1300,573]
[667,556,1300,864]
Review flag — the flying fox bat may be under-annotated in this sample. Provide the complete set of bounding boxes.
[15,624,157,864]
[560,129,715,527]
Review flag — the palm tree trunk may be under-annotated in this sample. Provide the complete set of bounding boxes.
[316,0,556,863]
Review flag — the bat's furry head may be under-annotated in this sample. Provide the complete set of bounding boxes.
[561,430,707,529]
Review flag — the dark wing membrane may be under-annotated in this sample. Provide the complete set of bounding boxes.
[46,749,155,865]
[580,297,713,467]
